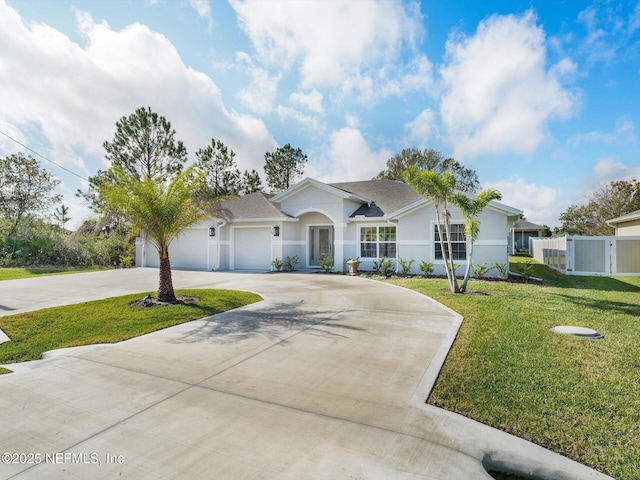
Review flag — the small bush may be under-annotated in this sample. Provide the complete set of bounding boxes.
[398,257,415,275]
[519,260,535,280]
[271,257,283,271]
[119,255,134,268]
[373,257,394,276]
[492,262,508,279]
[472,262,491,279]
[318,254,333,273]
[419,260,434,276]
[284,255,299,271]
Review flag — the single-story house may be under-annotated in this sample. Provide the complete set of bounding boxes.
[136,178,522,276]
[509,219,545,254]
[606,209,640,236]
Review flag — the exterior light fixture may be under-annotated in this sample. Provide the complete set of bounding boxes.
[273,226,280,237]
[209,226,215,237]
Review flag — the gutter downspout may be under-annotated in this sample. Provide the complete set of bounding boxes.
[214,220,226,271]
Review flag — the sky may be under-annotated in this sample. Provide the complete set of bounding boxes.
[1,0,639,229]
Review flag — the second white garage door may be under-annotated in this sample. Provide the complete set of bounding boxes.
[233,227,272,270]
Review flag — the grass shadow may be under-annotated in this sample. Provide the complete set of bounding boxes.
[550,292,640,316]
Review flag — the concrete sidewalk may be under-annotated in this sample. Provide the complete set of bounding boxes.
[0,269,611,479]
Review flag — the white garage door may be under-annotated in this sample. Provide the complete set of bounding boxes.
[233,228,271,270]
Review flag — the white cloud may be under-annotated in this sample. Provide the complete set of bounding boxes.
[188,0,212,24]
[568,115,635,146]
[289,89,323,114]
[440,10,578,159]
[404,108,436,145]
[484,175,563,227]
[592,158,640,184]
[235,52,281,114]
[318,127,392,182]
[0,3,276,196]
[276,105,324,134]
[229,0,430,103]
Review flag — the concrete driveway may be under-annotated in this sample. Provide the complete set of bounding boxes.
[0,269,611,479]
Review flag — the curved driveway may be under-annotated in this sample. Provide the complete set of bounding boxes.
[0,269,610,479]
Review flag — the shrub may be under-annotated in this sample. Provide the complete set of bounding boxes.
[472,261,491,279]
[519,260,535,280]
[318,254,333,273]
[492,262,508,279]
[119,255,134,268]
[284,255,299,271]
[419,260,434,276]
[271,257,283,271]
[373,257,394,276]
[398,257,415,275]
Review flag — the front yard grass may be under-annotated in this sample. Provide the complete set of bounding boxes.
[0,289,261,366]
[388,257,640,480]
[0,266,111,281]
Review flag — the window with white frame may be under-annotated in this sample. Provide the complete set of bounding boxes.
[434,224,467,260]
[360,226,397,258]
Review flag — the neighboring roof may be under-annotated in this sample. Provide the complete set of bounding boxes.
[606,209,640,225]
[330,179,423,217]
[217,192,292,221]
[513,219,545,230]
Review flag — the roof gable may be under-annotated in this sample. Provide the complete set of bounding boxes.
[217,192,290,221]
[330,179,423,217]
[271,177,369,203]
[607,209,640,225]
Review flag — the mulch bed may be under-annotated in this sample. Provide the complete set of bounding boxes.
[130,295,199,308]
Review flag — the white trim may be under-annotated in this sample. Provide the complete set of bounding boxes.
[271,177,370,203]
[358,224,398,260]
[335,240,357,246]
[292,207,339,224]
[398,240,431,246]
[273,240,306,246]
[227,217,298,223]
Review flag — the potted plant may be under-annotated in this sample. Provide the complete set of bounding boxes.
[346,257,360,276]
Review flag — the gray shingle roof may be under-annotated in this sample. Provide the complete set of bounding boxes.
[329,179,423,216]
[218,192,290,220]
[513,219,545,230]
[607,209,640,225]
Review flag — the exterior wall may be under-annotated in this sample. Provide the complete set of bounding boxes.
[351,204,510,276]
[616,219,640,236]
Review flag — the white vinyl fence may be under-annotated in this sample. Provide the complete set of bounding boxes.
[530,235,640,276]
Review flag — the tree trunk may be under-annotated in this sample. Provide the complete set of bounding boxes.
[460,240,474,293]
[157,251,177,303]
[442,210,460,293]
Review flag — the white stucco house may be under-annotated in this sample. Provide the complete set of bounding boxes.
[606,209,640,236]
[136,178,522,276]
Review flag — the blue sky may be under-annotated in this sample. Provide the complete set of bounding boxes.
[1,0,639,229]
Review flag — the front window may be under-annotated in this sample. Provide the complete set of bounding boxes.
[434,224,467,260]
[360,226,396,258]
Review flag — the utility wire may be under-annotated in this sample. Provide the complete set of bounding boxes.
[0,129,90,182]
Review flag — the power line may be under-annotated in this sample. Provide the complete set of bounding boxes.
[0,129,90,182]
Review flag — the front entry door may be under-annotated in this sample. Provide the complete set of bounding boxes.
[309,226,334,266]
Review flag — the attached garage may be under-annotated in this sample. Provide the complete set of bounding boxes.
[233,227,272,270]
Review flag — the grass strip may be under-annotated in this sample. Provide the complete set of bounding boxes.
[388,257,640,480]
[0,289,261,366]
[0,266,111,281]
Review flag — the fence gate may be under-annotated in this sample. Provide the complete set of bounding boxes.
[530,235,640,276]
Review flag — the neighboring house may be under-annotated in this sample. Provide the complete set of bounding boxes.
[136,178,522,276]
[509,219,545,254]
[606,209,640,236]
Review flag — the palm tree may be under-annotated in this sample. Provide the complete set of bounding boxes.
[98,165,212,303]
[404,167,460,293]
[451,189,502,292]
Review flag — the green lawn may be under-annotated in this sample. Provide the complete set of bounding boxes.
[388,257,640,480]
[0,266,111,281]
[0,289,262,366]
